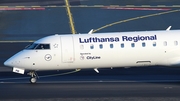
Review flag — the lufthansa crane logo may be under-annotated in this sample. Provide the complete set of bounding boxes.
[80,55,84,60]
[45,54,52,61]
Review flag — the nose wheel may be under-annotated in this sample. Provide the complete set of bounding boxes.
[30,77,37,83]
[28,71,38,84]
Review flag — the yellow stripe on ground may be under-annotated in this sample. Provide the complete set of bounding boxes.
[40,69,81,78]
[110,5,120,7]
[0,6,8,8]
[0,40,34,43]
[31,6,41,8]
[64,0,76,34]
[78,5,88,7]
[47,5,58,8]
[94,5,104,7]
[93,9,180,33]
[172,5,180,7]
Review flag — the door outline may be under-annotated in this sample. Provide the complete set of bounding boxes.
[60,36,75,63]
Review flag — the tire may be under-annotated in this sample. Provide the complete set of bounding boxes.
[30,77,37,84]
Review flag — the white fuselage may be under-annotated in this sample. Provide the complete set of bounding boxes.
[4,30,180,72]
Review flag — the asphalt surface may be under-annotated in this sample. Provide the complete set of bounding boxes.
[1,82,180,101]
[1,64,180,101]
[1,0,180,101]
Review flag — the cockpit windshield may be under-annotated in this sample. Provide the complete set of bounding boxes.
[25,43,50,50]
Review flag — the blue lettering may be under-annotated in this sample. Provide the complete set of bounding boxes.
[122,36,128,41]
[122,35,157,42]
[133,37,138,42]
[79,35,157,43]
[79,38,84,43]
[128,37,132,41]
[79,37,120,43]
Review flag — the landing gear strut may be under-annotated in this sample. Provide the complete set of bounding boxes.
[28,71,38,84]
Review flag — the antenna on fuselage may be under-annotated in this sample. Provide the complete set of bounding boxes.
[94,68,99,73]
[166,26,172,31]
[88,29,93,34]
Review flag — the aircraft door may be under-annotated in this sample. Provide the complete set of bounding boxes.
[60,36,75,63]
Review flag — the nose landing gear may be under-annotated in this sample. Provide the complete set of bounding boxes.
[28,71,38,84]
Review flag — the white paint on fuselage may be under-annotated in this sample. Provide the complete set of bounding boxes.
[4,30,180,72]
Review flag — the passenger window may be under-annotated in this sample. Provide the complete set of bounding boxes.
[131,43,135,48]
[110,44,113,48]
[121,43,124,48]
[153,42,156,47]
[90,44,94,49]
[142,42,146,47]
[174,41,178,46]
[99,44,103,49]
[163,41,167,46]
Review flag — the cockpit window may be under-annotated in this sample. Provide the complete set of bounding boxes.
[35,44,50,49]
[25,43,38,49]
[25,43,50,50]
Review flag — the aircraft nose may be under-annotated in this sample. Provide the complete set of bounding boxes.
[4,50,27,68]
[4,59,13,67]
[4,56,21,67]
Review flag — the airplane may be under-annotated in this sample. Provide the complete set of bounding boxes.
[4,27,180,83]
